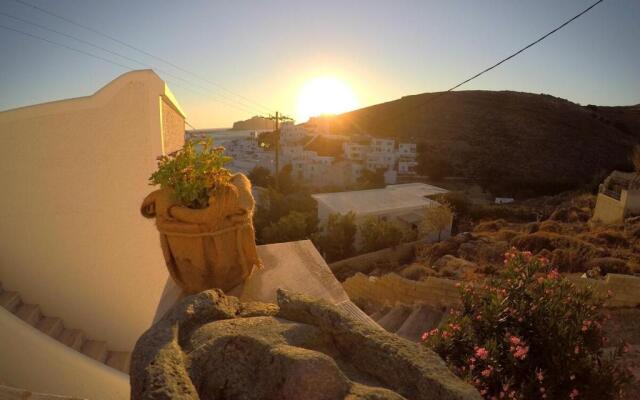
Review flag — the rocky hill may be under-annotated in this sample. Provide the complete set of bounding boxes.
[231,115,275,131]
[308,91,640,196]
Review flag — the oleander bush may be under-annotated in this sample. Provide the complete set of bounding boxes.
[423,248,632,400]
[149,139,231,208]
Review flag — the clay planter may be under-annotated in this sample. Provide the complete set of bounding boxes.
[141,173,261,294]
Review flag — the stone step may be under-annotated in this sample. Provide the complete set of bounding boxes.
[370,307,388,321]
[82,340,108,363]
[0,291,22,312]
[376,304,412,333]
[395,305,445,342]
[36,316,65,339]
[15,303,42,327]
[106,351,131,373]
[59,329,85,351]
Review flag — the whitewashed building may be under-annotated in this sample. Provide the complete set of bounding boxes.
[312,183,451,248]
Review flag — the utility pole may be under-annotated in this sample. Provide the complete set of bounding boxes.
[265,111,293,190]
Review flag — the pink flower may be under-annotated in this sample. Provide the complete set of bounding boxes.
[536,370,544,382]
[570,374,575,380]
[509,336,521,346]
[569,388,579,399]
[547,269,560,280]
[481,367,493,377]
[513,345,528,360]
[475,347,490,360]
[574,346,580,354]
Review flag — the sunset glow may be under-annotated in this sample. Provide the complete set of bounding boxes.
[296,76,359,123]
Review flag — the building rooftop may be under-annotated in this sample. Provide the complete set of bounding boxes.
[312,183,448,216]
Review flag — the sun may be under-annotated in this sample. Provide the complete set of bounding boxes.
[296,76,359,123]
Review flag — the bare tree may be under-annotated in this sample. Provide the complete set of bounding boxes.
[420,202,453,241]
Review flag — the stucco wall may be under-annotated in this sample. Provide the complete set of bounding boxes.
[592,192,625,224]
[0,70,184,351]
[0,308,129,400]
[161,96,185,155]
[625,190,640,215]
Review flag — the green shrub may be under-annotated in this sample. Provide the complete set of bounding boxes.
[312,212,358,262]
[149,139,231,208]
[423,248,632,400]
[359,216,407,253]
[260,211,312,243]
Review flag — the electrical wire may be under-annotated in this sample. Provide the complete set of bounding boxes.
[0,23,264,115]
[11,0,275,114]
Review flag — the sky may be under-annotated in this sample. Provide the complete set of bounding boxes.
[0,0,639,128]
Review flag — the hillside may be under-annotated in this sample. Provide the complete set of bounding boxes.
[308,91,640,196]
[231,116,275,131]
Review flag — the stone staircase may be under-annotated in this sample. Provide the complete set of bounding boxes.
[368,302,447,342]
[0,281,130,374]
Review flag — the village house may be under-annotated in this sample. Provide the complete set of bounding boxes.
[592,170,640,224]
[278,126,418,188]
[312,182,451,248]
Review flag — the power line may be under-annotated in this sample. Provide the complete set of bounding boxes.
[0,11,265,115]
[11,0,275,114]
[367,0,605,131]
[0,23,264,115]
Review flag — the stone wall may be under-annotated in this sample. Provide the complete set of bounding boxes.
[342,272,460,310]
[566,273,640,308]
[330,240,424,281]
[344,272,640,312]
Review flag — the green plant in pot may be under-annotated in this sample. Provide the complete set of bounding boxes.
[141,139,262,294]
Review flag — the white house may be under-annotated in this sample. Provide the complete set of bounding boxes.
[0,69,185,398]
[593,170,640,224]
[312,183,451,248]
[280,121,308,144]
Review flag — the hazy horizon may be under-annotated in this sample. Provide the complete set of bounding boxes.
[1,0,639,128]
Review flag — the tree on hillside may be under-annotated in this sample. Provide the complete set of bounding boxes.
[357,168,385,189]
[420,202,453,242]
[248,166,273,188]
[359,216,406,253]
[417,155,451,181]
[312,212,357,262]
[253,187,318,244]
[261,211,311,244]
[276,164,297,194]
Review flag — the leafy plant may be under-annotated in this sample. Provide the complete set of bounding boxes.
[312,212,357,262]
[149,139,231,208]
[420,201,453,241]
[359,216,407,252]
[261,211,311,243]
[423,248,633,400]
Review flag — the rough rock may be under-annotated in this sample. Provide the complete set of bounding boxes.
[456,238,508,264]
[432,255,479,280]
[131,289,481,400]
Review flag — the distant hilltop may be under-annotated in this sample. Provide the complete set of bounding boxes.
[309,90,640,197]
[231,116,275,131]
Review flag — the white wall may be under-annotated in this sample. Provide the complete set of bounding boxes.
[0,70,184,351]
[0,308,129,400]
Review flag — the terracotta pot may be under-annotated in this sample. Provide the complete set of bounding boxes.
[141,173,261,294]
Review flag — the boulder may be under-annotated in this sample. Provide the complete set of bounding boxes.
[457,239,508,264]
[432,255,479,280]
[131,289,481,400]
